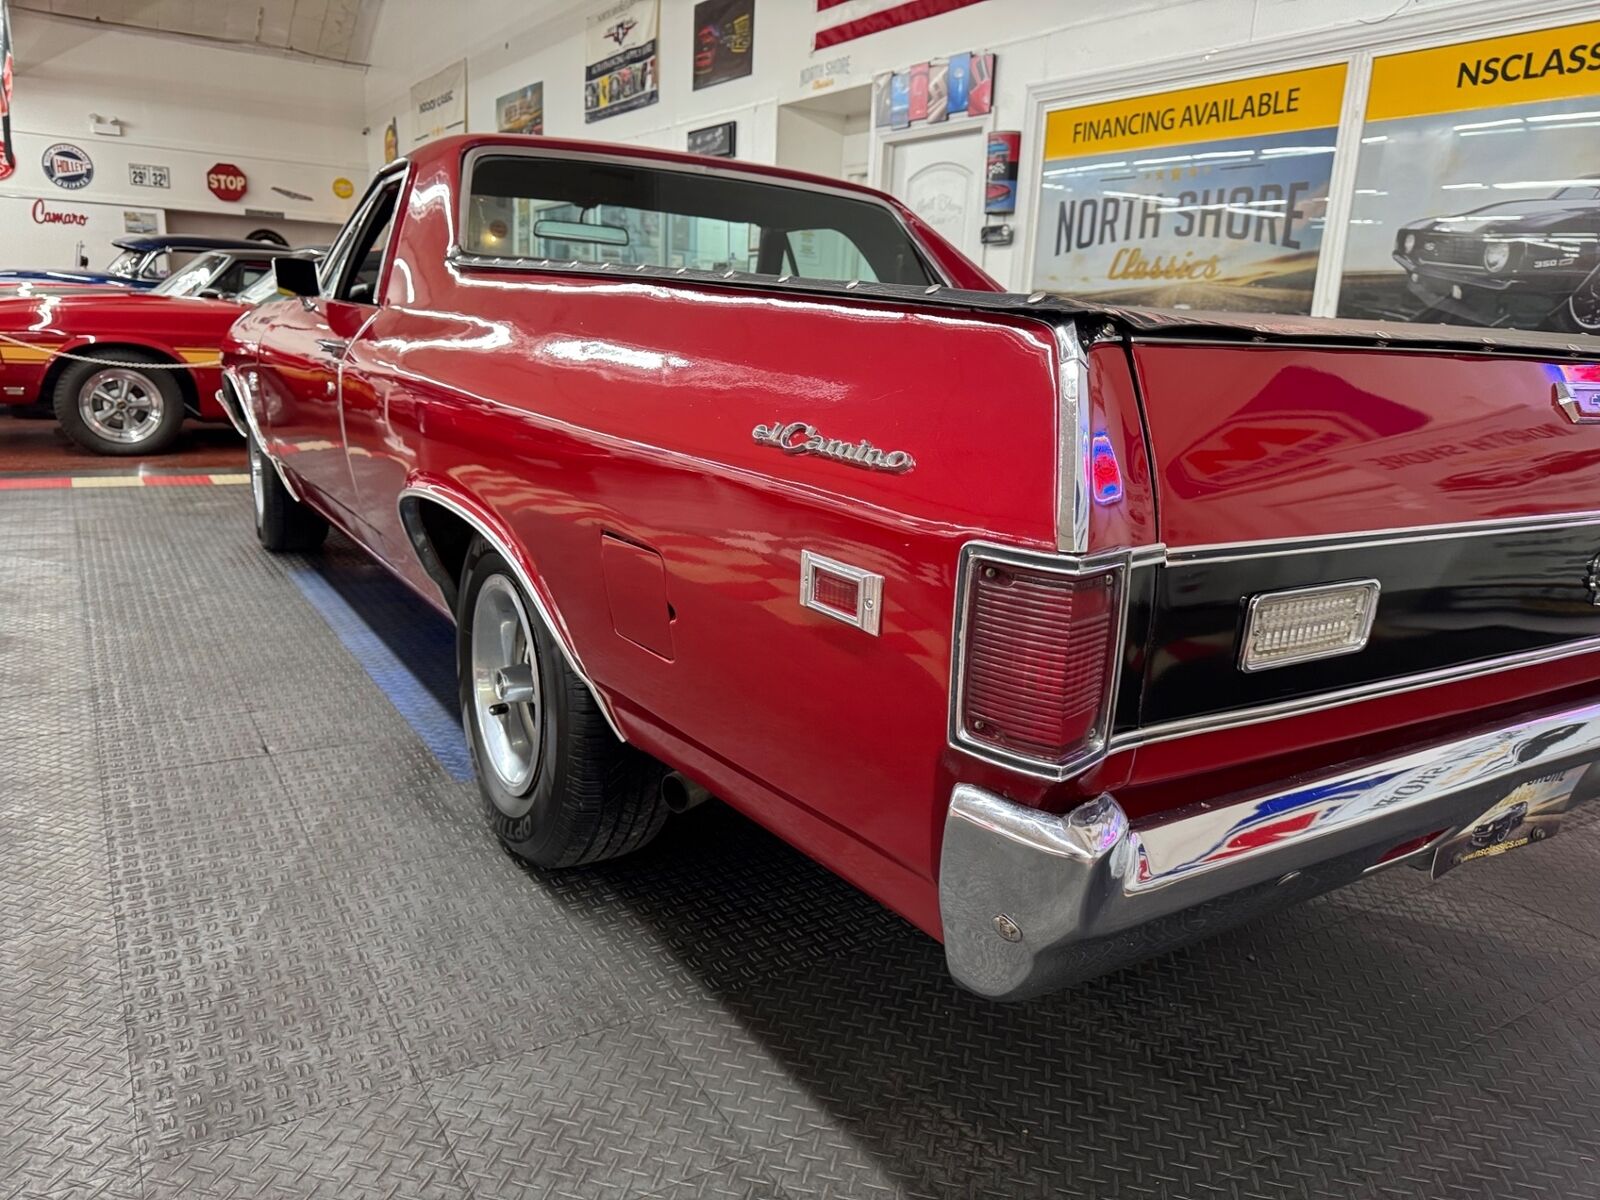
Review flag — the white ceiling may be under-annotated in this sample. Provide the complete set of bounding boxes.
[14,0,384,65]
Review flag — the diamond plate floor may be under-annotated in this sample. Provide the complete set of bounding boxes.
[3,485,1600,1200]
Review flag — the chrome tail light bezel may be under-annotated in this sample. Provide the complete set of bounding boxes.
[948,541,1136,782]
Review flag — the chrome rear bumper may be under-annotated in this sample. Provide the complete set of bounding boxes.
[940,698,1600,1000]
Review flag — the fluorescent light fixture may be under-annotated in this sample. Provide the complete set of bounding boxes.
[1527,110,1600,123]
[1453,117,1524,131]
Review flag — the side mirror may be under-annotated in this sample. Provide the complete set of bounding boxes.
[274,256,320,298]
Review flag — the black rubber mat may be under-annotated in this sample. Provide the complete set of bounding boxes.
[3,484,1599,1199]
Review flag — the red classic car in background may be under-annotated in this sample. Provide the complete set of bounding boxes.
[0,248,300,454]
[224,134,1600,1000]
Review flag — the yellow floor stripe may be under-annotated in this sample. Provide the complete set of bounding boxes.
[70,477,146,488]
[208,474,250,485]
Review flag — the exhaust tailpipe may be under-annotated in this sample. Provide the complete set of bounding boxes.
[660,771,712,814]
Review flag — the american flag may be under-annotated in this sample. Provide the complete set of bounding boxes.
[814,0,988,51]
[0,0,13,177]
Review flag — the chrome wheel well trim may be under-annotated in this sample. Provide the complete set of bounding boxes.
[221,364,301,502]
[396,483,626,743]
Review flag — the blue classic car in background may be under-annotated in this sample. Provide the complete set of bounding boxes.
[0,234,286,290]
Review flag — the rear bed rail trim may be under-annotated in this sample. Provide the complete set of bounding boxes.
[1168,509,1600,563]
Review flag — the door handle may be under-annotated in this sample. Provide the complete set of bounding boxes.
[314,338,349,359]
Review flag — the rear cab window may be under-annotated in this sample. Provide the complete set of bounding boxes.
[462,152,937,287]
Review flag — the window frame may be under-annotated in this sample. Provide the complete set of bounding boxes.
[322,161,410,305]
[452,144,948,289]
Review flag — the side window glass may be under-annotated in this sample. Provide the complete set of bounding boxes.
[334,181,401,304]
[786,229,878,283]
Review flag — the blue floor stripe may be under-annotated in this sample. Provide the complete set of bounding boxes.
[286,562,475,781]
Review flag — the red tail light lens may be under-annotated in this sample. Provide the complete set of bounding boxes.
[954,552,1124,775]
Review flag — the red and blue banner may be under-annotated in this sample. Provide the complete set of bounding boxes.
[814,0,987,52]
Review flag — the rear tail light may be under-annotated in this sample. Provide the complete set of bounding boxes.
[952,548,1125,778]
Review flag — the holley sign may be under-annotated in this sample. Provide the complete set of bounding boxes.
[206,163,249,202]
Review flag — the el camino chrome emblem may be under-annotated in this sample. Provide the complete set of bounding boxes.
[752,421,915,473]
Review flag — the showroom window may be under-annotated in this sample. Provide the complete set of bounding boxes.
[1336,19,1600,334]
[1031,65,1348,315]
[1027,17,1600,333]
[463,152,935,285]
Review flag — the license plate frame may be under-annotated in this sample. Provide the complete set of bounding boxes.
[1430,766,1586,879]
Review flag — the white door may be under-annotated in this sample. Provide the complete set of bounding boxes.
[886,126,985,262]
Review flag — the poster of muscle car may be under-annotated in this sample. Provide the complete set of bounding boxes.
[495,82,544,135]
[1338,19,1600,333]
[1031,65,1346,313]
[584,0,658,123]
[692,0,752,90]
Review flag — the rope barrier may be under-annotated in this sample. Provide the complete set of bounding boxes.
[0,330,223,369]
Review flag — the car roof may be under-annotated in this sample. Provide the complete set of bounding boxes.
[109,235,288,253]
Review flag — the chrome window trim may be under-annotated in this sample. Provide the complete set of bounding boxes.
[452,143,950,288]
[320,158,411,295]
[396,483,625,743]
[1236,578,1381,674]
[1055,323,1091,556]
[947,540,1136,783]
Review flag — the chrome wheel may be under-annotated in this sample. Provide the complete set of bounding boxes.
[77,368,164,445]
[470,574,543,808]
[1568,272,1600,332]
[249,437,266,524]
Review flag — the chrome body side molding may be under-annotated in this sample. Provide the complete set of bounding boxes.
[941,696,1600,1000]
[396,483,626,743]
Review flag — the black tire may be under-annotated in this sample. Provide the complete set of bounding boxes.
[249,432,328,552]
[457,539,667,868]
[52,351,186,455]
[1560,270,1600,335]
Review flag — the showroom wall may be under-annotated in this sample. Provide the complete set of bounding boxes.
[359,0,1599,293]
[0,10,368,269]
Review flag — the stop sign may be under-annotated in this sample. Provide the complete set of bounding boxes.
[206,163,248,202]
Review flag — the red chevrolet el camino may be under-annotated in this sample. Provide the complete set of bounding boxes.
[0,250,280,454]
[223,135,1600,1000]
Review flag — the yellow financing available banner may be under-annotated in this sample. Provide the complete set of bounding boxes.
[1034,65,1348,314]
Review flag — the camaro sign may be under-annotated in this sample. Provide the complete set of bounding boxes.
[1031,64,1347,314]
[206,163,248,202]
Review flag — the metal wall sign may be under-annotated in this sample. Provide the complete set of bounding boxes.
[42,143,93,190]
[687,121,737,158]
[207,163,248,202]
[128,163,170,189]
